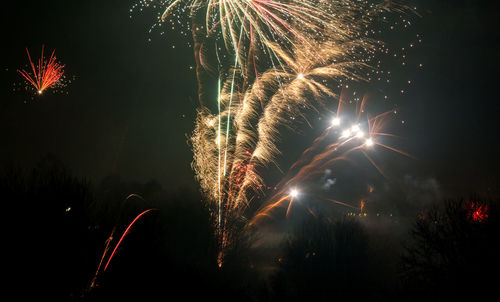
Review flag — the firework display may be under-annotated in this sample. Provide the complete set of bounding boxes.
[17,45,66,95]
[136,0,416,259]
[251,95,412,225]
[7,2,500,300]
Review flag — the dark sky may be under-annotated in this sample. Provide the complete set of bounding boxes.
[1,0,499,197]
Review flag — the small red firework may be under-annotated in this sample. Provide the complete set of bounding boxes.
[465,201,489,223]
[17,45,65,95]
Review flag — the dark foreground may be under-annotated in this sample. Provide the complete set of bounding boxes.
[3,157,499,301]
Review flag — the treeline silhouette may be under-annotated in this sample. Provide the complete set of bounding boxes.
[271,217,393,301]
[2,156,499,301]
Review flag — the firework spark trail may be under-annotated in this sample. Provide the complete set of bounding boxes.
[324,198,361,210]
[223,26,245,179]
[89,228,116,290]
[147,0,387,82]
[250,102,412,224]
[138,0,415,258]
[17,45,65,95]
[191,28,400,256]
[88,194,151,290]
[228,37,378,210]
[104,208,155,271]
[284,94,353,175]
[217,77,222,228]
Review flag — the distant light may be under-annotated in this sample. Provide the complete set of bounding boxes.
[365,138,374,147]
[37,90,43,94]
[356,130,364,138]
[351,124,360,132]
[65,207,72,212]
[297,73,304,80]
[331,117,341,127]
[290,188,299,198]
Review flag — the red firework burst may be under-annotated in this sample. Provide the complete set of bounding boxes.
[17,45,65,94]
[465,201,489,223]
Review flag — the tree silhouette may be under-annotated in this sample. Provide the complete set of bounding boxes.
[271,216,390,301]
[2,155,95,300]
[400,197,500,301]
[2,157,266,301]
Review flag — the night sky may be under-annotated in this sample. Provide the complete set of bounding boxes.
[1,0,499,197]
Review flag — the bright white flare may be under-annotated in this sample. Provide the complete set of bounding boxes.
[331,117,341,127]
[365,138,374,147]
[341,129,351,138]
[290,188,300,198]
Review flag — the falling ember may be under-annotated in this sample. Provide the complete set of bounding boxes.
[17,45,65,95]
[217,251,224,268]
